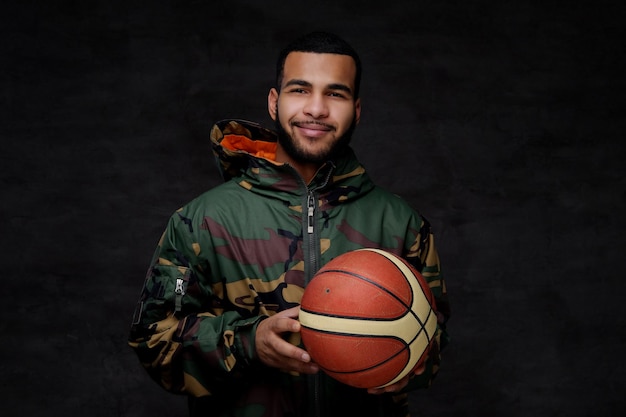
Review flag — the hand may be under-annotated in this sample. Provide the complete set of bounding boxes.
[255,306,319,375]
[367,374,410,395]
[366,361,426,395]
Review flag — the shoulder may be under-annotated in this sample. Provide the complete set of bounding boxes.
[369,185,422,216]
[171,180,245,220]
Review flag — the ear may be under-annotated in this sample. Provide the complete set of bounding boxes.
[268,88,279,121]
[354,98,361,125]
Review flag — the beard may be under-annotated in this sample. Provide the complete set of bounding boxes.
[274,108,357,165]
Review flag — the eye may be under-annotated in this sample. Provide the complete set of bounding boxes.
[328,91,348,99]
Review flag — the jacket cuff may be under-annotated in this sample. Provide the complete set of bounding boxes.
[235,315,268,367]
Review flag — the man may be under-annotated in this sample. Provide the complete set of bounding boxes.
[129,31,450,417]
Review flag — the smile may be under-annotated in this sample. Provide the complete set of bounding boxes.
[292,121,334,137]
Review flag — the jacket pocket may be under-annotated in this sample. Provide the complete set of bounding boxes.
[140,264,192,322]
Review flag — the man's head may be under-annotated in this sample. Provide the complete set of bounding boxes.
[268,32,362,177]
[275,31,362,99]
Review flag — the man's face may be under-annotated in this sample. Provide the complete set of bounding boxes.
[268,52,361,165]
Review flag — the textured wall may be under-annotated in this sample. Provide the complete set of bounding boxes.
[1,1,624,416]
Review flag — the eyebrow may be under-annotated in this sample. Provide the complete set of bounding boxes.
[284,79,312,88]
[284,79,353,96]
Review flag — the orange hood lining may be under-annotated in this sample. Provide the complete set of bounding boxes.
[222,134,277,161]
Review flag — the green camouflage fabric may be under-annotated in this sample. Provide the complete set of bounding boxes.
[128,119,450,417]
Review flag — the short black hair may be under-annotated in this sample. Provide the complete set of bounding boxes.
[275,31,362,99]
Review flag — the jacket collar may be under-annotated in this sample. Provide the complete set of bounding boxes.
[210,119,374,203]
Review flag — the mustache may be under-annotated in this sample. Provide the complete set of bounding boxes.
[291,120,335,130]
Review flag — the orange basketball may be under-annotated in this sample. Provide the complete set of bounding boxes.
[299,248,438,389]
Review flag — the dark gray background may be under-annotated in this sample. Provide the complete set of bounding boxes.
[1,0,624,416]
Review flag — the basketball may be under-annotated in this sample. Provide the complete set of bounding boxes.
[298,248,438,389]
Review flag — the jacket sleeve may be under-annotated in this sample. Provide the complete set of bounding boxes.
[403,214,451,390]
[128,209,267,397]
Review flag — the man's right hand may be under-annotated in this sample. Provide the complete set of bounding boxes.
[255,306,319,375]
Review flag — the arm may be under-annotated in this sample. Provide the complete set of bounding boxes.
[128,210,265,396]
[403,214,451,390]
[128,208,318,396]
[366,214,450,396]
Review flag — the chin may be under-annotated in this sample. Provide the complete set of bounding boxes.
[275,114,355,164]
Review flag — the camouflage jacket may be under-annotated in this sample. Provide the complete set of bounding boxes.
[128,119,450,417]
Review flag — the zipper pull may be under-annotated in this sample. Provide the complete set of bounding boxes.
[175,278,185,295]
[175,277,186,313]
[307,194,315,234]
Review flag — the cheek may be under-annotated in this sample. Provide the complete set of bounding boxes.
[276,106,294,128]
[337,108,357,131]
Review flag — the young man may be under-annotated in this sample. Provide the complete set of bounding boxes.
[129,31,450,417]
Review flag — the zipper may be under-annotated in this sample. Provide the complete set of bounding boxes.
[305,191,318,284]
[303,171,334,417]
[289,162,334,417]
[302,163,334,284]
[305,189,322,417]
[174,276,187,313]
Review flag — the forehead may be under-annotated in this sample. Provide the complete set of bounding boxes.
[282,52,357,90]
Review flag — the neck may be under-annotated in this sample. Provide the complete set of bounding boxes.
[275,143,320,184]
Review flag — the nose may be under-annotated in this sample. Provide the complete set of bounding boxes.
[303,93,329,119]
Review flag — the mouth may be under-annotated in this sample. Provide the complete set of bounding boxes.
[292,121,334,137]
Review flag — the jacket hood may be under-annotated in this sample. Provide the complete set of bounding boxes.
[209,119,375,204]
[210,119,279,181]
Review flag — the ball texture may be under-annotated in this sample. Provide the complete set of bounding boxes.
[299,248,438,389]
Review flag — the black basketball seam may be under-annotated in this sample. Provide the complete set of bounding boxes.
[303,324,433,381]
[318,335,409,377]
[312,261,413,320]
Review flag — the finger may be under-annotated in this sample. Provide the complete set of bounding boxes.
[265,311,301,333]
[280,306,300,318]
[270,306,300,320]
[367,387,382,395]
[367,374,410,395]
[367,384,399,395]
[280,357,319,374]
[413,362,426,375]
[260,336,318,374]
[272,334,311,362]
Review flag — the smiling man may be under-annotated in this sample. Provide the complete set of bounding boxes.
[269,51,361,180]
[129,31,450,417]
